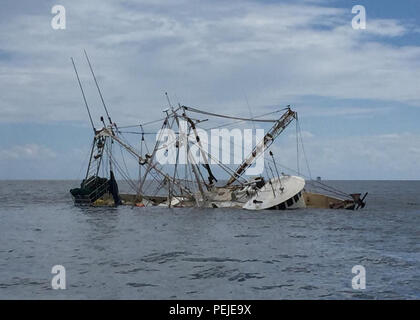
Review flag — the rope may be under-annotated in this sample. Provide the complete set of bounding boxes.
[296,114,300,175]
[183,106,288,123]
[117,117,168,129]
[105,147,138,192]
[263,155,351,199]
[297,117,312,180]
[117,110,286,135]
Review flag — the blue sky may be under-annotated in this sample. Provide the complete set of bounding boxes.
[0,0,419,179]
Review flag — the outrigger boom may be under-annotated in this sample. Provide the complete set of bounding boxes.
[226,107,296,186]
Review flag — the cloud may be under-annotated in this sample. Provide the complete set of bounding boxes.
[364,19,407,37]
[296,105,394,117]
[288,130,314,139]
[0,1,419,179]
[0,143,94,179]
[0,144,56,160]
[270,132,420,180]
[0,0,419,127]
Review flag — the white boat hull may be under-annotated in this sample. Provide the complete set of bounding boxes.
[242,176,306,210]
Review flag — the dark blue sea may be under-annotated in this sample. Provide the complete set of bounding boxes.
[0,180,419,299]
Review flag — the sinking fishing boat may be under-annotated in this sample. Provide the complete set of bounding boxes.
[69,53,367,210]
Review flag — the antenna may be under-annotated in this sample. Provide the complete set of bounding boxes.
[84,49,113,125]
[71,57,95,133]
[165,92,173,110]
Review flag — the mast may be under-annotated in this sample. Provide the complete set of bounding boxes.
[84,50,113,125]
[181,108,217,186]
[173,108,206,204]
[71,57,95,133]
[84,138,96,180]
[225,107,296,186]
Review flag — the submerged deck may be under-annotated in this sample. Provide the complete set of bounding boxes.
[85,191,357,210]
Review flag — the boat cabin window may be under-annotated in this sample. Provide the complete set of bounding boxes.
[278,202,286,210]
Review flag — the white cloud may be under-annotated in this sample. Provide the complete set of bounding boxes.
[0,1,419,179]
[0,0,419,126]
[0,144,56,160]
[288,130,314,139]
[296,105,393,117]
[270,132,420,179]
[364,19,407,37]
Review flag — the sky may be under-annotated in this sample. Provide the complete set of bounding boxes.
[0,0,419,180]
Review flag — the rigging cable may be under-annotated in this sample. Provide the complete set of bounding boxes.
[117,117,168,129]
[183,106,288,123]
[297,117,312,180]
[84,50,112,125]
[71,57,95,133]
[296,113,300,175]
[263,155,351,199]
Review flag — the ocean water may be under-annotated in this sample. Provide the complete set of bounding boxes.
[0,180,419,299]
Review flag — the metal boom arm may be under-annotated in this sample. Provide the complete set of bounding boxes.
[97,128,194,197]
[225,107,297,186]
